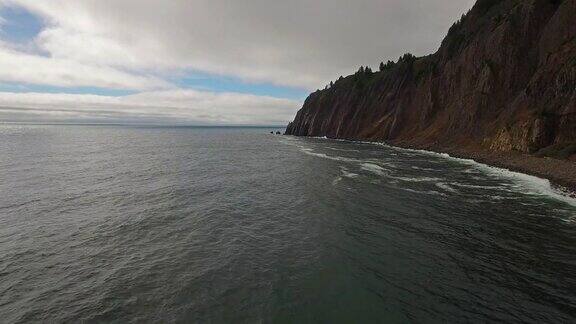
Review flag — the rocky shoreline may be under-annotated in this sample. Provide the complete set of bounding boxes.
[285,0,576,196]
[292,133,576,196]
[387,141,576,197]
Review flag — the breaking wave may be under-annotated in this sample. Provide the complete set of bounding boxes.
[299,137,576,208]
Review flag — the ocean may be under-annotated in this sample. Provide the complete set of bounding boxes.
[1,124,575,323]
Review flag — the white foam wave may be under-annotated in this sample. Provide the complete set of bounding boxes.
[326,147,360,153]
[298,148,359,163]
[471,164,576,207]
[342,172,359,179]
[389,176,443,183]
[341,168,359,179]
[286,136,576,208]
[366,159,398,168]
[411,166,437,171]
[370,143,576,208]
[332,176,343,186]
[400,187,447,197]
[360,163,388,176]
[450,183,505,190]
[435,182,458,193]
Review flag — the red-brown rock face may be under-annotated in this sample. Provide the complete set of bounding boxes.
[286,0,576,160]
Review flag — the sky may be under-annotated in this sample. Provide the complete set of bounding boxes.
[0,0,475,125]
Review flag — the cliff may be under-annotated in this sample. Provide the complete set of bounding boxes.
[286,0,576,190]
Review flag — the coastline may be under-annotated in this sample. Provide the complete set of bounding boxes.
[295,135,576,199]
[388,141,576,198]
[283,0,576,200]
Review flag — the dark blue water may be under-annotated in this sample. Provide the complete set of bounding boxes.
[1,125,576,323]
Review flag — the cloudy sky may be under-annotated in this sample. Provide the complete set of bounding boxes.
[0,0,475,125]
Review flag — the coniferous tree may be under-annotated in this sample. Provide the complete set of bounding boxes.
[399,53,416,64]
[379,62,385,72]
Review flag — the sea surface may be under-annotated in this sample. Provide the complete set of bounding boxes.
[1,124,576,323]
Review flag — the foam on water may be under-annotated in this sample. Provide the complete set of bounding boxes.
[400,187,448,197]
[398,149,575,207]
[450,183,504,190]
[472,164,576,207]
[326,147,361,153]
[412,166,437,171]
[340,167,359,179]
[360,163,388,176]
[332,176,343,186]
[326,138,576,208]
[286,136,576,209]
[436,182,459,193]
[366,159,398,169]
[393,176,444,183]
[294,145,360,164]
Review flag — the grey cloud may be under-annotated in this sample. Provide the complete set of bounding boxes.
[6,0,476,89]
[0,90,301,125]
[0,0,476,124]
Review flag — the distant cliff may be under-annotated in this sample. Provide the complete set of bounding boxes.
[286,0,576,162]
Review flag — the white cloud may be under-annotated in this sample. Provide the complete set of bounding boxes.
[0,46,169,90]
[1,0,475,90]
[0,0,476,124]
[0,90,301,125]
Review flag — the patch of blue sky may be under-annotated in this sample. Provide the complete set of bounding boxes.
[0,83,137,97]
[0,5,43,44]
[0,6,310,100]
[173,71,309,100]
[0,78,310,100]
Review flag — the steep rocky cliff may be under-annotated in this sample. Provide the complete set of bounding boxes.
[286,0,576,161]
